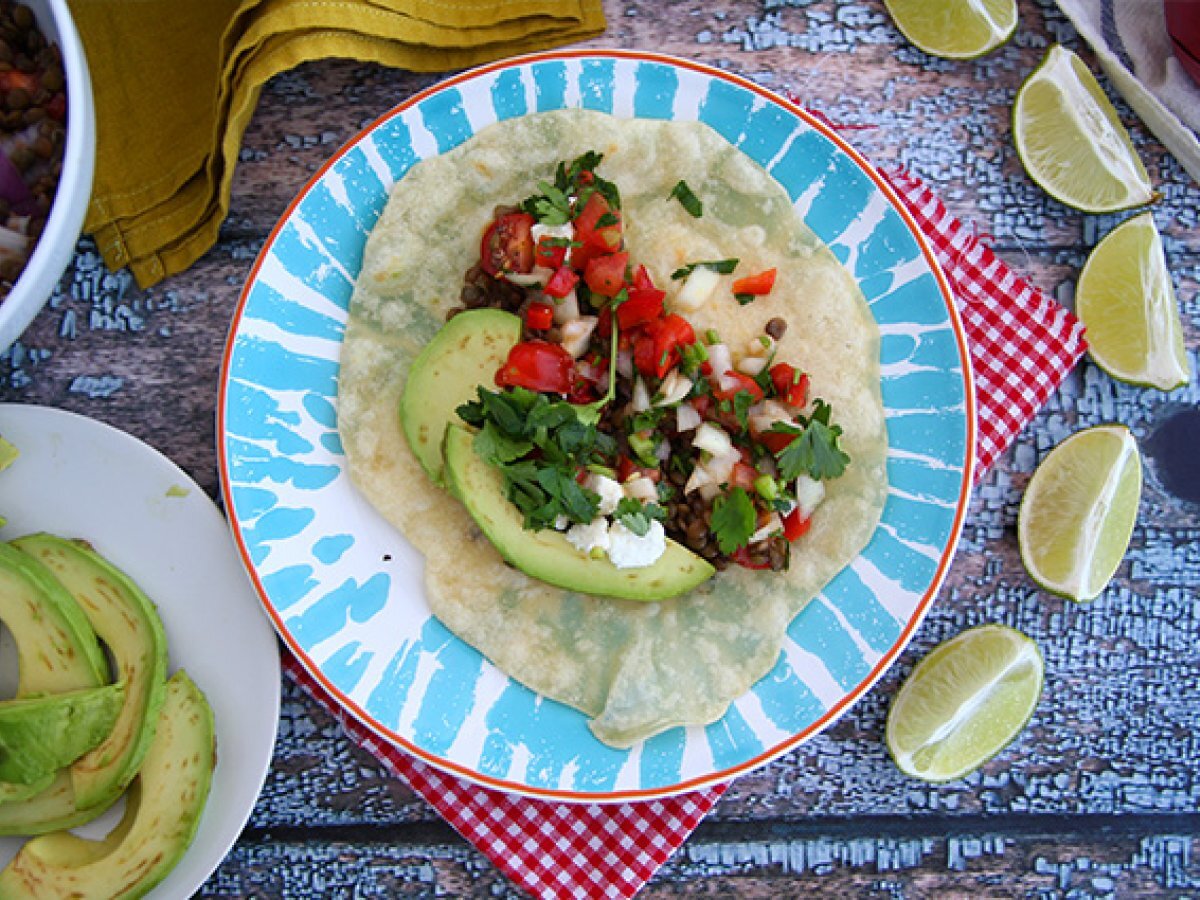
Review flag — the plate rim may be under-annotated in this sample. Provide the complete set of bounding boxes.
[0,402,281,891]
[218,48,977,803]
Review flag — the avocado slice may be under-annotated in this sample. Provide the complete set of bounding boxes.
[443,425,715,601]
[0,543,109,699]
[0,670,215,899]
[10,535,167,817]
[399,308,522,483]
[0,684,125,786]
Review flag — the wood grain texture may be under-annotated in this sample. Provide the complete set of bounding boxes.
[1,0,1198,896]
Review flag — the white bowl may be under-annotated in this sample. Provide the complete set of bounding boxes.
[0,0,95,353]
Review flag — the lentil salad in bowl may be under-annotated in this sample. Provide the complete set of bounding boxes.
[0,0,93,354]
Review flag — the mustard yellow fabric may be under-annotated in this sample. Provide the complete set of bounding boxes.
[68,0,607,286]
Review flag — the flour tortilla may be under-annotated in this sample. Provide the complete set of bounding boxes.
[337,110,887,748]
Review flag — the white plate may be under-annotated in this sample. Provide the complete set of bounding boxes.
[0,404,279,895]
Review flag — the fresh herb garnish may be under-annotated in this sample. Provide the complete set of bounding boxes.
[668,180,703,217]
[520,150,622,224]
[671,258,739,281]
[731,389,756,432]
[769,400,851,481]
[734,293,757,306]
[711,487,757,553]
[456,387,617,530]
[614,497,665,537]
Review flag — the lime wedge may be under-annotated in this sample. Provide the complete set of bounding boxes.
[1013,45,1156,213]
[1077,212,1190,391]
[886,625,1043,782]
[884,0,1017,60]
[1018,425,1142,602]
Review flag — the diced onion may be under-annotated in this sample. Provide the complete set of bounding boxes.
[746,335,775,358]
[505,266,552,287]
[674,265,721,312]
[794,474,826,519]
[705,448,739,486]
[748,400,794,435]
[654,370,693,407]
[553,289,580,324]
[736,355,767,376]
[693,422,733,456]
[616,347,633,380]
[623,476,659,502]
[750,512,783,544]
[675,402,702,432]
[706,342,733,377]
[560,316,598,358]
[684,465,712,495]
[631,376,651,413]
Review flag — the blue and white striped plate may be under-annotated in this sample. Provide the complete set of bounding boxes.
[218,51,975,802]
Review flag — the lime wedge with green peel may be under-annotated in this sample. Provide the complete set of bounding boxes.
[1018,425,1142,602]
[1013,45,1156,213]
[883,0,1017,60]
[1077,212,1190,391]
[886,624,1043,782]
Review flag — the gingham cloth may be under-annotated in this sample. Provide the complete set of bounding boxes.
[282,168,1087,899]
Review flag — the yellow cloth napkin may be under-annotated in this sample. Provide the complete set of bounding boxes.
[68,0,607,287]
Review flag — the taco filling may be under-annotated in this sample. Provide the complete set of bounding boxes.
[448,151,852,577]
[337,109,887,747]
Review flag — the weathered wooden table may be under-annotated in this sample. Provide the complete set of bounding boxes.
[3,0,1198,895]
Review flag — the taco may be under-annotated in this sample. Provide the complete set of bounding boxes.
[337,109,886,747]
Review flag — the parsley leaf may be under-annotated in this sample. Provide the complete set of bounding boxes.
[734,293,757,306]
[770,400,851,481]
[711,487,757,554]
[521,180,572,225]
[731,389,756,433]
[668,180,703,217]
[671,258,739,280]
[614,497,665,537]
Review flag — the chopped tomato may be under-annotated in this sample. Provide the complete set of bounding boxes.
[769,363,809,407]
[712,372,765,403]
[597,304,612,338]
[524,302,555,331]
[631,264,656,292]
[535,235,569,269]
[495,340,575,394]
[584,251,629,298]
[632,314,696,379]
[782,507,812,541]
[616,286,665,329]
[691,394,712,419]
[480,212,535,276]
[756,429,797,454]
[571,192,622,268]
[731,462,759,491]
[732,268,777,296]
[731,547,771,570]
[543,266,579,299]
[616,455,661,484]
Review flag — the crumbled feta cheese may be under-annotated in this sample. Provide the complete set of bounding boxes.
[585,473,624,515]
[565,518,610,556]
[554,514,570,531]
[607,519,666,569]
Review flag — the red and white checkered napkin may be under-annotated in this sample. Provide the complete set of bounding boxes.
[282,169,1086,899]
